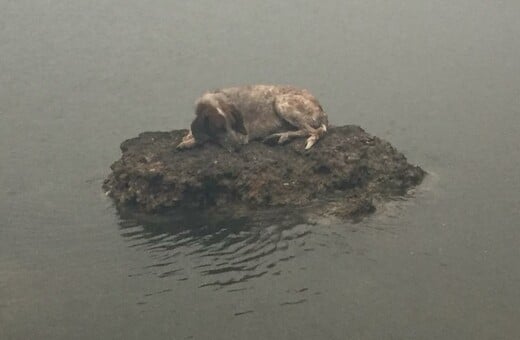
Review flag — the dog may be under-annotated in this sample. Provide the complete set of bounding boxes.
[177,85,328,150]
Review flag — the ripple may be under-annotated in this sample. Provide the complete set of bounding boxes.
[280,299,307,306]
[117,206,316,289]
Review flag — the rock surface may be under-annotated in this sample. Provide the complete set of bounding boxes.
[103,126,425,220]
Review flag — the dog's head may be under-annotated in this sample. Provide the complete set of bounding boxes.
[190,101,224,142]
[191,94,247,142]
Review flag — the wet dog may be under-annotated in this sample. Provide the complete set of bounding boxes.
[177,85,328,150]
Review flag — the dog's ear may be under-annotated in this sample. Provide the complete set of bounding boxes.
[229,105,247,135]
[220,101,247,135]
[190,113,210,142]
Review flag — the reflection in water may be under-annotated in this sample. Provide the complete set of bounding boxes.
[117,207,321,290]
[115,188,426,314]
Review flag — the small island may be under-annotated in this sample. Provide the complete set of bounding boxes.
[103,125,425,220]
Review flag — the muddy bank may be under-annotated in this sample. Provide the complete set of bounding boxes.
[103,126,425,220]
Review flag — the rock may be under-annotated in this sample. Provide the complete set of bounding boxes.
[103,125,425,220]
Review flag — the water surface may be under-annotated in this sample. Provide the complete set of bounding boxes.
[1,1,519,339]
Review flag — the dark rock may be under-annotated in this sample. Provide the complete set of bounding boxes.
[103,125,425,220]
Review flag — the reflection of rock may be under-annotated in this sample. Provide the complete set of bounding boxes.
[117,206,316,286]
[103,125,425,219]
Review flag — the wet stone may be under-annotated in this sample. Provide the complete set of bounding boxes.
[103,125,425,220]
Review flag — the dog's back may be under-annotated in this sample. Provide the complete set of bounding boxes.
[215,85,326,140]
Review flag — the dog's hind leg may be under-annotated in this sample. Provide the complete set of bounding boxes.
[303,123,327,149]
[273,94,328,149]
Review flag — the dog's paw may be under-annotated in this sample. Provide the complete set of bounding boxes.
[176,139,196,150]
[305,135,318,149]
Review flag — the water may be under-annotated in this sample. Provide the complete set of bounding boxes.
[1,1,519,339]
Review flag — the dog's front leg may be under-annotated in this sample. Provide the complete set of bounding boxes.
[216,130,248,152]
[219,124,248,152]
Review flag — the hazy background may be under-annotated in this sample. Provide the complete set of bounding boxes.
[1,1,519,339]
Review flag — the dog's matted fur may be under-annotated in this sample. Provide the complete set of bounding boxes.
[177,85,329,150]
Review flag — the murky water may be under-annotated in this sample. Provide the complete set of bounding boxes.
[1,1,519,339]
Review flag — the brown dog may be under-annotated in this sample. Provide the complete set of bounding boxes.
[177,85,328,150]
